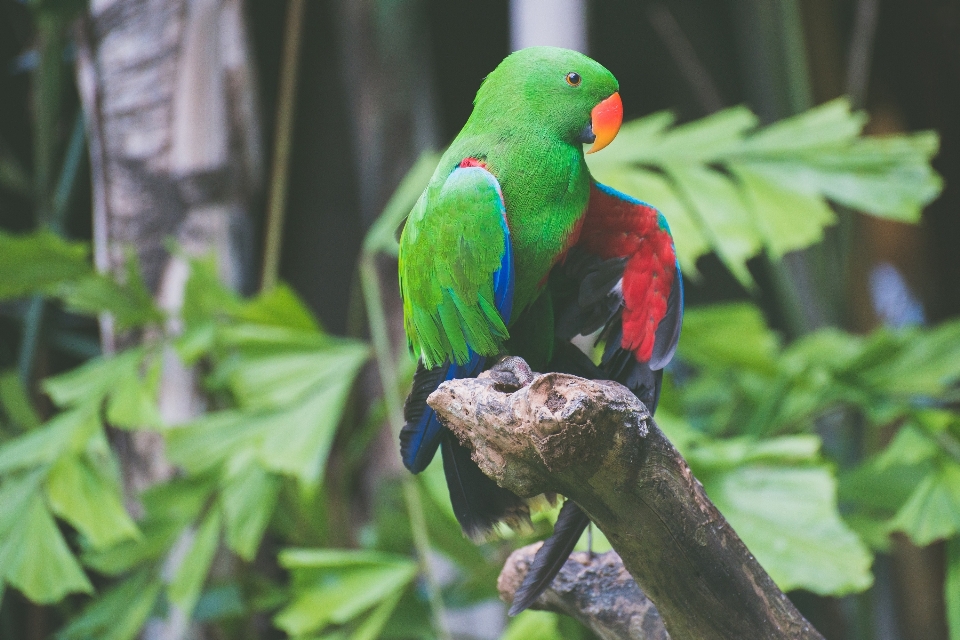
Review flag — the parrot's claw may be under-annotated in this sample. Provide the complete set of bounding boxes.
[485,356,535,392]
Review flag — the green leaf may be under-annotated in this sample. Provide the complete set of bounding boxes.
[730,164,836,259]
[686,435,821,472]
[105,355,162,430]
[948,537,960,640]
[349,588,405,640]
[220,461,280,561]
[501,610,561,640]
[62,255,161,328]
[181,255,242,326]
[733,99,865,154]
[705,464,873,595]
[0,493,92,602]
[43,348,143,408]
[0,231,91,300]
[82,520,182,576]
[678,303,780,374]
[665,163,760,288]
[168,509,222,617]
[0,404,99,475]
[57,569,162,640]
[236,284,320,332]
[225,340,368,410]
[274,550,416,637]
[0,370,41,431]
[46,454,139,548]
[890,463,960,546]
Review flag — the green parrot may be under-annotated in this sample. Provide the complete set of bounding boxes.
[398,46,683,614]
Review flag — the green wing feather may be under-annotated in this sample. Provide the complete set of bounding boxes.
[399,166,510,368]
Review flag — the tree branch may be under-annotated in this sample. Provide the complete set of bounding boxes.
[428,371,824,640]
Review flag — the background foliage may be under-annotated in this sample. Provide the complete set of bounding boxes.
[1,0,959,639]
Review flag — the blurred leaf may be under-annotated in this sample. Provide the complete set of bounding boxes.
[275,549,417,637]
[730,165,835,259]
[0,404,98,474]
[57,569,162,640]
[82,520,181,576]
[182,255,242,327]
[220,461,280,561]
[705,464,873,594]
[46,454,139,548]
[678,303,780,373]
[890,462,960,546]
[236,284,320,332]
[501,610,561,640]
[0,492,93,602]
[168,508,222,617]
[63,271,162,329]
[666,163,759,288]
[0,231,90,300]
[224,340,368,411]
[686,435,820,472]
[0,371,41,431]
[44,348,143,408]
[84,477,215,575]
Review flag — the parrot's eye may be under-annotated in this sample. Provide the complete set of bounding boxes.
[565,72,582,87]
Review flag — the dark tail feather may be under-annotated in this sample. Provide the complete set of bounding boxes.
[509,499,590,615]
[400,361,451,472]
[440,431,530,541]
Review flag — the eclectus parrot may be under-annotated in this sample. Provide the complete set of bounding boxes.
[398,46,683,614]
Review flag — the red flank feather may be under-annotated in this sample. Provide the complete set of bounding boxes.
[579,184,676,362]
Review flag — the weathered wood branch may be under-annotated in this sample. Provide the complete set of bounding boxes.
[499,544,668,640]
[428,372,824,640]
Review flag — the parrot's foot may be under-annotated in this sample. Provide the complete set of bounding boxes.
[485,356,535,392]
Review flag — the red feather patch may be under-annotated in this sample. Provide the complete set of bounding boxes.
[579,184,676,362]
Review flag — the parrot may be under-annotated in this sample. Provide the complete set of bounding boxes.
[397,46,683,615]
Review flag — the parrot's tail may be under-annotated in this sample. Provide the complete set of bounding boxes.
[509,499,590,615]
[440,430,531,542]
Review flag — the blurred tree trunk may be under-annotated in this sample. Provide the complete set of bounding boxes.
[74,0,262,637]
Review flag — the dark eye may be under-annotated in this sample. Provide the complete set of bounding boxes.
[565,72,582,87]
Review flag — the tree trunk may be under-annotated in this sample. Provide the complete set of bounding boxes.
[74,0,262,636]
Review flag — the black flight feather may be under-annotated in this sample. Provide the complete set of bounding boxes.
[509,499,590,615]
[440,430,530,541]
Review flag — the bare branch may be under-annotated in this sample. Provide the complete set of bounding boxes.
[428,372,824,640]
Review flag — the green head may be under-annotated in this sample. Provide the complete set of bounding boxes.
[471,46,622,152]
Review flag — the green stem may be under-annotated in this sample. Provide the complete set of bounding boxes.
[359,256,451,640]
[260,0,307,292]
[18,113,87,384]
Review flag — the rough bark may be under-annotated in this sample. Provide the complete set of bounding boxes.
[428,371,825,640]
[499,545,668,640]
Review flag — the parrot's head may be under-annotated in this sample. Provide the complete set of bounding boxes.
[474,46,622,154]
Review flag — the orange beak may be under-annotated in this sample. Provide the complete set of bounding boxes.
[586,92,623,154]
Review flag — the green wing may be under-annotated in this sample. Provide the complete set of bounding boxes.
[399,165,513,368]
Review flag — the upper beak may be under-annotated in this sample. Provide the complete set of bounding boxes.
[586,92,623,154]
